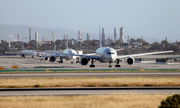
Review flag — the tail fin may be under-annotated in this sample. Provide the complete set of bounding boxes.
[99,26,102,47]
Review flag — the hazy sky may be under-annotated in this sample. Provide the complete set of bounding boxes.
[0,0,180,43]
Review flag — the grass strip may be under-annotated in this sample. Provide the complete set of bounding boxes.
[0,94,171,108]
[0,77,180,88]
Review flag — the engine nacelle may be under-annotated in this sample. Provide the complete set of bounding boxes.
[80,57,89,65]
[21,54,25,58]
[49,56,56,62]
[125,56,134,65]
[45,56,49,61]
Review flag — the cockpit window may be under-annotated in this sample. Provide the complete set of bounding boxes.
[107,52,115,54]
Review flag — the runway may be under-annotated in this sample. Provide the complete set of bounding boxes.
[0,87,180,96]
[0,72,180,78]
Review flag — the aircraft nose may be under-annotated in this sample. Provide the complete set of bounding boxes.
[108,53,116,62]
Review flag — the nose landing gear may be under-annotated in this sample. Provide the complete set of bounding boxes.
[109,61,112,67]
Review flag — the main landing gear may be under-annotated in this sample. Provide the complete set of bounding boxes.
[76,58,80,63]
[90,59,95,67]
[115,59,121,67]
[59,58,63,63]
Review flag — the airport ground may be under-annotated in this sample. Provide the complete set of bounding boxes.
[0,55,180,70]
[0,55,180,108]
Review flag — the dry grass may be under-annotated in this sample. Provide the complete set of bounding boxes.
[0,77,180,88]
[0,94,170,108]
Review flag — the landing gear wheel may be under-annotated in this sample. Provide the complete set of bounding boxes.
[59,61,63,64]
[115,59,121,68]
[115,65,121,67]
[76,61,79,63]
[109,61,112,67]
[71,61,73,64]
[90,65,95,67]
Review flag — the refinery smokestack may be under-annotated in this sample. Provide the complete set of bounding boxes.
[29,28,32,42]
[18,34,20,42]
[35,32,38,42]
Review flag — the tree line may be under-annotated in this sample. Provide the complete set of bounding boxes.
[0,38,179,55]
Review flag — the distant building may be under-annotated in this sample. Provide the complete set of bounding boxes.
[78,30,82,42]
[104,39,113,46]
[68,38,77,46]
[43,37,45,41]
[35,32,38,42]
[120,27,125,43]
[114,27,117,41]
[29,28,32,42]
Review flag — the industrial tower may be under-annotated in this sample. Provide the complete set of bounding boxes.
[114,27,117,41]
[78,30,82,42]
[29,28,32,42]
[102,28,105,46]
[120,27,125,43]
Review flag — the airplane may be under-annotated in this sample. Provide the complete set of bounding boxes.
[39,37,80,63]
[21,50,37,58]
[74,27,173,67]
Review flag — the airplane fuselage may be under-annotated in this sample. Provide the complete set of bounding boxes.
[21,50,36,56]
[63,49,77,60]
[96,47,117,62]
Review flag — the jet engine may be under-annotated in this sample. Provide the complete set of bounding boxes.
[21,54,25,58]
[45,56,49,61]
[125,56,134,65]
[49,56,56,62]
[80,57,89,65]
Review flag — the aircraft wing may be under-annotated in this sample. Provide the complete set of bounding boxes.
[77,49,96,53]
[83,55,100,60]
[115,48,124,52]
[72,53,99,60]
[116,50,173,59]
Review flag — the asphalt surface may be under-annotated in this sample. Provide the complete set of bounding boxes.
[1,55,180,69]
[0,87,180,96]
[0,72,180,78]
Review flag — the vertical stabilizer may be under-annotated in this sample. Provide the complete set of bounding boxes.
[99,26,102,47]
